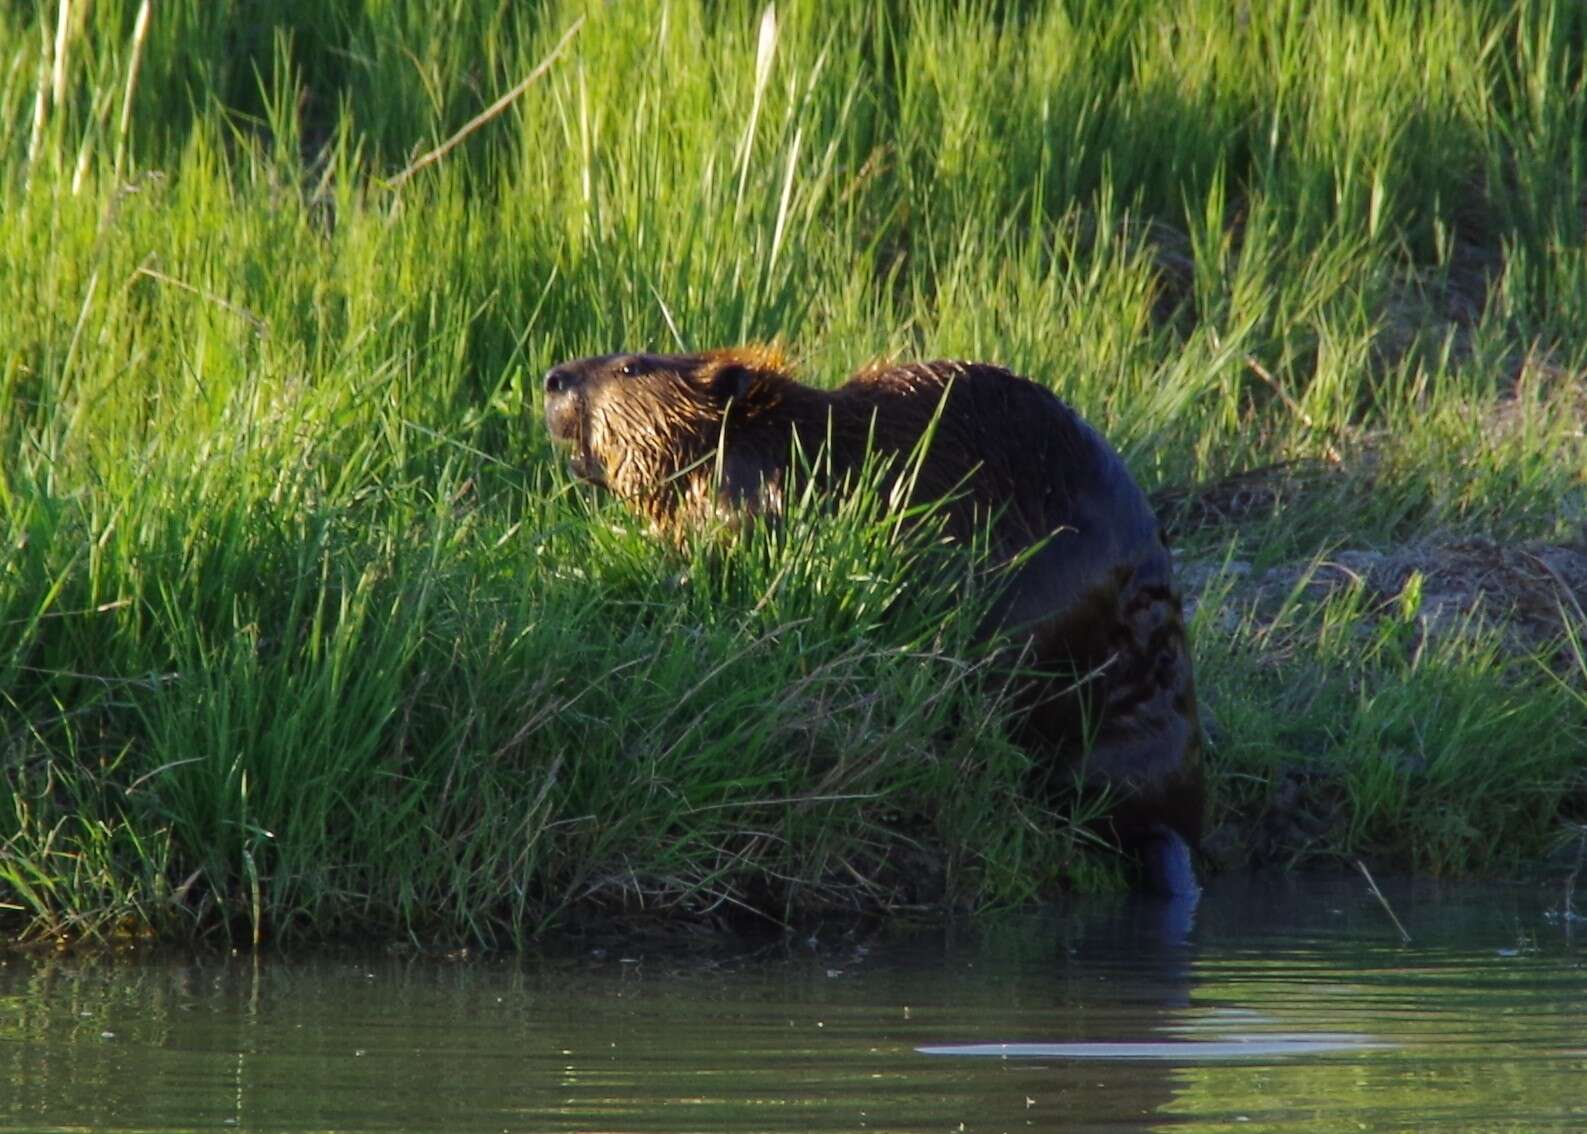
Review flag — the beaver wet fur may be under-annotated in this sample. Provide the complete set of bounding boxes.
[543,346,1205,896]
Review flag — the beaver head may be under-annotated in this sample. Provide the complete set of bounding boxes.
[542,347,813,531]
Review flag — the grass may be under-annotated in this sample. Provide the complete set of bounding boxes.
[1,0,1585,946]
[1194,561,1585,874]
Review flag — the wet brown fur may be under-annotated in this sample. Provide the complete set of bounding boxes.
[542,347,1206,884]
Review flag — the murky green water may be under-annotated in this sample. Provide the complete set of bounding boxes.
[2,874,1583,1132]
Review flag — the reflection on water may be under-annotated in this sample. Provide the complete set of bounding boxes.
[917,1035,1392,1059]
[1,874,1583,1133]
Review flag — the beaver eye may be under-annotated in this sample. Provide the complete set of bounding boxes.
[618,359,644,377]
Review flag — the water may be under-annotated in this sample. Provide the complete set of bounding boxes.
[2,874,1583,1132]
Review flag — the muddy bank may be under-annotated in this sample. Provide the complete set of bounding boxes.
[1179,536,1587,663]
[1170,535,1587,874]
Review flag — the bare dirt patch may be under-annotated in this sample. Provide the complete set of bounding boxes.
[1180,536,1587,662]
[1181,536,1587,870]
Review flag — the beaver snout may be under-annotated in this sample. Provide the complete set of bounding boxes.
[542,365,581,445]
[541,365,604,486]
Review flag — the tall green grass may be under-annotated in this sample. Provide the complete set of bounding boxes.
[2,0,1584,944]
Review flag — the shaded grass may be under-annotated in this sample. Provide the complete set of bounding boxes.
[2,0,1585,944]
[2,447,1075,944]
[1194,562,1586,874]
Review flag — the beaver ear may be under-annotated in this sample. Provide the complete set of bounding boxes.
[706,362,756,403]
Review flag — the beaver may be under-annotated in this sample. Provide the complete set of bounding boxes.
[542,346,1205,897]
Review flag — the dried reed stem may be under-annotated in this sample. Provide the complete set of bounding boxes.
[386,16,585,190]
[114,0,153,181]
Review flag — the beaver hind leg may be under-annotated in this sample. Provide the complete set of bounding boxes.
[1135,825,1201,901]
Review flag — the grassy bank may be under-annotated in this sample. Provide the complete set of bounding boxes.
[2,0,1585,946]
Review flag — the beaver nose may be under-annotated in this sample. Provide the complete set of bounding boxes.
[543,367,576,395]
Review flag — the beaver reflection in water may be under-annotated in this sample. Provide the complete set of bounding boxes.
[542,346,1205,897]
